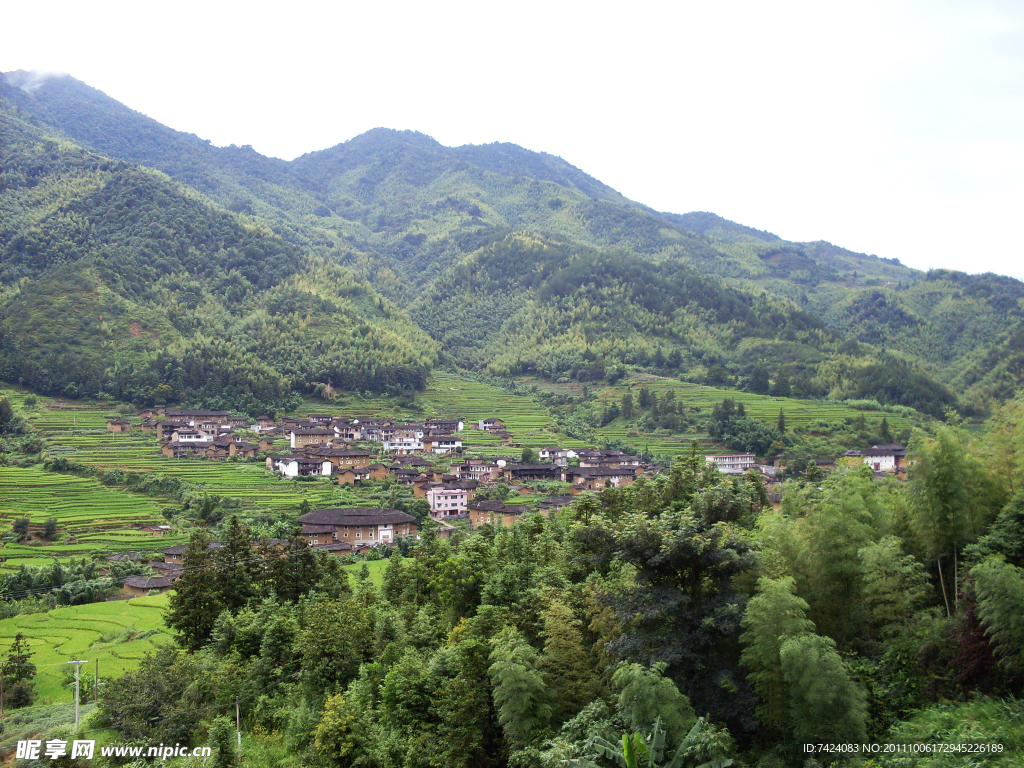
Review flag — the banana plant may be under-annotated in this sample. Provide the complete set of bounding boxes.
[565,717,733,768]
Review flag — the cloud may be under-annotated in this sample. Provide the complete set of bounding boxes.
[3,69,69,94]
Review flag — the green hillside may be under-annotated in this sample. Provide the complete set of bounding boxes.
[2,70,1024,417]
[0,593,172,703]
[0,100,436,413]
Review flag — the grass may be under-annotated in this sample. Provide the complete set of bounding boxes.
[342,557,394,587]
[0,593,173,703]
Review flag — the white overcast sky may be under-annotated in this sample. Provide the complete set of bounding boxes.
[3,0,1023,279]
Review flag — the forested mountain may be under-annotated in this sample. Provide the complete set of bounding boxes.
[3,70,1024,415]
[0,101,436,413]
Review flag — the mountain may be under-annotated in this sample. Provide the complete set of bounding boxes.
[3,70,1023,415]
[0,96,436,414]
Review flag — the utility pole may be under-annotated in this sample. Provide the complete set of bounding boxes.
[95,658,99,703]
[68,660,88,728]
[1,660,6,719]
[235,698,242,760]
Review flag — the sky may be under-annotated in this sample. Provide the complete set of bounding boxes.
[3,0,1023,279]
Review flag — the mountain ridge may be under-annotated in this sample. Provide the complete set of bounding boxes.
[2,70,1023,415]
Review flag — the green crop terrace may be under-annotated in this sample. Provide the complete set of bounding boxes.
[1,388,354,515]
[0,466,185,557]
[521,373,918,458]
[0,593,173,703]
[591,374,916,457]
[288,373,589,455]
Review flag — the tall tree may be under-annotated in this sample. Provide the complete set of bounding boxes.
[541,600,601,724]
[3,633,36,708]
[488,627,551,748]
[859,536,930,640]
[215,516,255,611]
[970,555,1024,673]
[739,577,815,729]
[910,426,1004,615]
[779,633,867,744]
[166,530,223,651]
[621,392,635,420]
[611,662,696,746]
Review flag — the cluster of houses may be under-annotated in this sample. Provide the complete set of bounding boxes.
[706,444,908,480]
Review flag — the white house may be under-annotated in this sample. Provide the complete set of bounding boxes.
[171,428,205,443]
[384,428,424,454]
[847,445,906,473]
[424,435,463,454]
[705,454,756,472]
[273,457,333,478]
[425,485,469,518]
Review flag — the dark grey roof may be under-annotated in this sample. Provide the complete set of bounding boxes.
[301,524,336,534]
[123,576,172,589]
[565,466,637,477]
[313,542,354,552]
[107,551,144,562]
[470,500,530,515]
[162,542,223,555]
[538,495,576,507]
[165,409,229,417]
[298,508,417,526]
[151,562,183,573]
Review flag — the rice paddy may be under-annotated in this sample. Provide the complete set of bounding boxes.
[0,593,173,703]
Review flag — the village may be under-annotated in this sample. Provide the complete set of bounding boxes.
[104,406,910,593]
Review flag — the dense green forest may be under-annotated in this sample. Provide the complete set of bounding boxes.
[0,103,436,413]
[3,70,1024,419]
[87,398,1024,767]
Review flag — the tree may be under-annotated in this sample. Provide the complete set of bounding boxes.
[859,536,930,639]
[612,663,695,746]
[0,398,14,432]
[776,409,785,434]
[779,633,867,744]
[166,531,224,651]
[215,517,255,611]
[313,692,366,766]
[565,717,733,768]
[970,555,1024,673]
[3,633,36,708]
[621,393,635,420]
[208,716,237,768]
[488,627,551,747]
[638,388,651,410]
[880,416,892,442]
[966,493,1024,568]
[42,518,58,540]
[747,365,770,395]
[608,506,758,734]
[521,447,538,464]
[298,597,371,702]
[739,578,815,729]
[770,374,790,398]
[541,600,601,724]
[910,426,1004,616]
[11,517,29,539]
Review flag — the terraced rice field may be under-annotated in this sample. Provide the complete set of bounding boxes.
[526,373,916,458]
[0,594,173,703]
[602,374,913,430]
[0,390,348,514]
[289,373,589,455]
[0,466,174,546]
